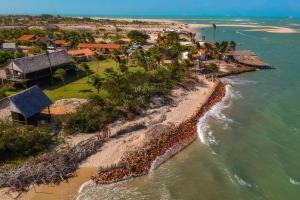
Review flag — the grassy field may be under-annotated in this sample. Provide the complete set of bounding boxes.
[44,59,118,101]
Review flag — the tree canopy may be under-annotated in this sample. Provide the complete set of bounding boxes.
[127,30,150,45]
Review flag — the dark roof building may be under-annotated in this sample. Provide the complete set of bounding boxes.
[0,50,74,84]
[9,86,52,124]
[9,50,72,74]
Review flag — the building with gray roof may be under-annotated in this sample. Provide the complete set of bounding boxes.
[0,50,74,85]
[9,86,52,125]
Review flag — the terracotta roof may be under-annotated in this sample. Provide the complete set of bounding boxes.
[19,34,35,41]
[68,49,95,56]
[78,43,121,49]
[54,40,69,46]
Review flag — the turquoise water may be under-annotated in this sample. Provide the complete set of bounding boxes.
[77,18,300,200]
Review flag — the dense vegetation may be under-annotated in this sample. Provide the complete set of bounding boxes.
[127,30,150,45]
[0,51,12,64]
[0,120,55,163]
[203,40,236,60]
[62,31,193,134]
[0,50,25,64]
[0,27,95,49]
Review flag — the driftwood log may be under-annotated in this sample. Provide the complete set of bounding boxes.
[0,137,102,192]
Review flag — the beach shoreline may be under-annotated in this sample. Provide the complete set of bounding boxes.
[90,80,226,185]
[12,75,223,200]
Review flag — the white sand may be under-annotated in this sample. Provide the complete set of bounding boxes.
[81,76,217,168]
[188,23,297,33]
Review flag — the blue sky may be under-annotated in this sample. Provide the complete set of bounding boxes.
[0,0,299,17]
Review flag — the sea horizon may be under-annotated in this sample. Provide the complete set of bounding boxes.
[0,11,300,200]
[1,13,299,20]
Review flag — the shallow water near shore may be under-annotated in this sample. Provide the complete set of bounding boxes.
[19,167,97,200]
[76,18,300,200]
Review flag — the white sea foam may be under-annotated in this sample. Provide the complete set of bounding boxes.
[289,23,300,27]
[223,168,235,184]
[222,77,256,86]
[78,180,96,194]
[290,177,300,186]
[197,77,256,145]
[197,77,251,145]
[234,174,252,187]
[197,84,235,145]
[235,31,255,38]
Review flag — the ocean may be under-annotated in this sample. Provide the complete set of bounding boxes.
[76,18,300,200]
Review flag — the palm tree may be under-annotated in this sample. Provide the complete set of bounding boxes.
[147,46,164,66]
[229,41,237,51]
[214,42,224,67]
[212,24,217,42]
[204,42,213,59]
[88,74,104,94]
[132,50,148,70]
[45,51,54,84]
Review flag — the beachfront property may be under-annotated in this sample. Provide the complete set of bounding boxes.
[9,86,52,125]
[0,50,74,85]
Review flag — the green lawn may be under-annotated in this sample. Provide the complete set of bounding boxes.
[44,59,118,101]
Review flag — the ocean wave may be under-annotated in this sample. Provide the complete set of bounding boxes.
[197,84,236,145]
[290,177,300,186]
[235,31,254,38]
[234,174,252,187]
[289,23,300,27]
[160,184,171,200]
[78,180,96,194]
[222,77,256,86]
[223,168,235,184]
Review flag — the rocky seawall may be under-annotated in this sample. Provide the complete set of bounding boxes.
[91,81,226,184]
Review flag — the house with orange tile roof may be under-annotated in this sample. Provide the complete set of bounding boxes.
[68,49,95,57]
[54,40,70,48]
[68,49,96,61]
[18,34,37,42]
[77,43,121,54]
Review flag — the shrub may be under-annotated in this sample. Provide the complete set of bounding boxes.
[127,30,149,45]
[0,120,55,162]
[62,97,118,135]
[206,63,219,73]
[0,50,13,65]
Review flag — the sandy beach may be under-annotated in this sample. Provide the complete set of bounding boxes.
[11,75,220,200]
[188,23,298,33]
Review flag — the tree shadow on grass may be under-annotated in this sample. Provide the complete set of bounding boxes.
[79,89,93,93]
[40,70,88,91]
